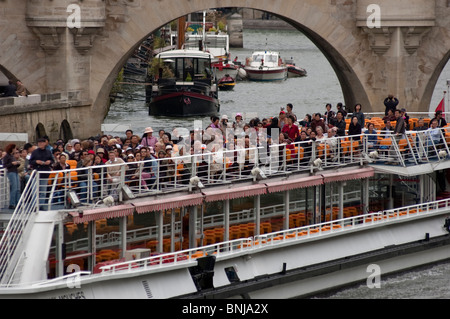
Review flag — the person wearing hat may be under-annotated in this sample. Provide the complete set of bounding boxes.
[219,114,230,136]
[278,110,288,129]
[233,113,245,133]
[141,127,158,149]
[29,138,55,209]
[96,147,107,163]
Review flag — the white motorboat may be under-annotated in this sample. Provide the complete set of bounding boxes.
[244,51,288,82]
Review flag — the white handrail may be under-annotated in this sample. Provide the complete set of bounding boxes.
[0,170,38,285]
[98,196,449,275]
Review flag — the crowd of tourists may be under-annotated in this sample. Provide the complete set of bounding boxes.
[0,97,447,210]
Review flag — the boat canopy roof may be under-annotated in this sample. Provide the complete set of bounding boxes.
[156,49,214,60]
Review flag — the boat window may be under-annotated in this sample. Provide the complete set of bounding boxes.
[196,58,211,79]
[202,202,224,247]
[95,218,122,272]
[265,54,278,63]
[174,58,184,81]
[170,57,210,81]
[184,57,195,81]
[253,54,264,62]
[47,224,59,279]
[60,221,90,277]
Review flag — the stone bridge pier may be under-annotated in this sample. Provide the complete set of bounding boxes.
[0,0,449,142]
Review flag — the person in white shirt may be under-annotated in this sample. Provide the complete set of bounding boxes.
[426,118,443,159]
[105,150,125,183]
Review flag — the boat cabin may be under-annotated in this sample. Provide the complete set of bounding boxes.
[154,50,214,84]
[248,51,283,68]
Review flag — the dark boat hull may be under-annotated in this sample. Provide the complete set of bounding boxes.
[149,91,220,117]
[218,82,235,91]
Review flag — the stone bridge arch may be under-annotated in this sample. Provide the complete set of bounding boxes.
[91,0,370,124]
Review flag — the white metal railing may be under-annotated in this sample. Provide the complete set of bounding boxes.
[362,127,450,166]
[98,196,450,275]
[53,191,363,258]
[29,135,365,210]
[1,128,449,213]
[0,170,38,285]
[0,169,8,209]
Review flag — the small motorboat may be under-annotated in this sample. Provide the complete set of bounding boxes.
[212,59,239,81]
[218,74,235,91]
[285,58,307,78]
[244,51,288,82]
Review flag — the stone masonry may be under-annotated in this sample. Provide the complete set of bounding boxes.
[0,0,449,142]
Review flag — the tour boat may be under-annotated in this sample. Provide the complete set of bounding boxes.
[147,49,219,117]
[2,125,450,299]
[244,51,288,82]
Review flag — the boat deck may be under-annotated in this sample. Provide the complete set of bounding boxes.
[1,125,450,289]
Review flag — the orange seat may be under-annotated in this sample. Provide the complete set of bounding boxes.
[66,160,77,169]
[48,172,64,185]
[341,140,351,155]
[318,143,330,157]
[379,138,392,147]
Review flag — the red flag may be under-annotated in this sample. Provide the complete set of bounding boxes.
[436,97,445,113]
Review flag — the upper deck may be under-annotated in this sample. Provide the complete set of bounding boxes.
[1,121,450,215]
[1,120,450,287]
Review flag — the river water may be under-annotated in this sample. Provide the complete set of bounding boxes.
[104,28,450,299]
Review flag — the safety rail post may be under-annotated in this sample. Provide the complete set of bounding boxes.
[0,169,9,209]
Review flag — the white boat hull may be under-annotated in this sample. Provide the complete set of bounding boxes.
[2,206,450,299]
[214,67,239,81]
[244,66,288,82]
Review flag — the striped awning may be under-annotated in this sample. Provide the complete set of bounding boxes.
[203,184,267,202]
[321,167,375,183]
[70,204,135,224]
[134,193,205,213]
[266,175,323,193]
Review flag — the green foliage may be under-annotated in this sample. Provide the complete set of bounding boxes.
[217,21,226,32]
[111,68,123,95]
[148,57,174,79]
[153,36,166,50]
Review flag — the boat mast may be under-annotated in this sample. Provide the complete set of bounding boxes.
[202,11,206,51]
[178,15,186,49]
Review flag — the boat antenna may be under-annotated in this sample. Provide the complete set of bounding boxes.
[202,11,206,51]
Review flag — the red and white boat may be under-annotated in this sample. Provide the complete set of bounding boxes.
[212,58,239,81]
[244,51,288,82]
[285,58,307,78]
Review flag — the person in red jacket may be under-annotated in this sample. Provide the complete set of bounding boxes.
[281,115,299,141]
